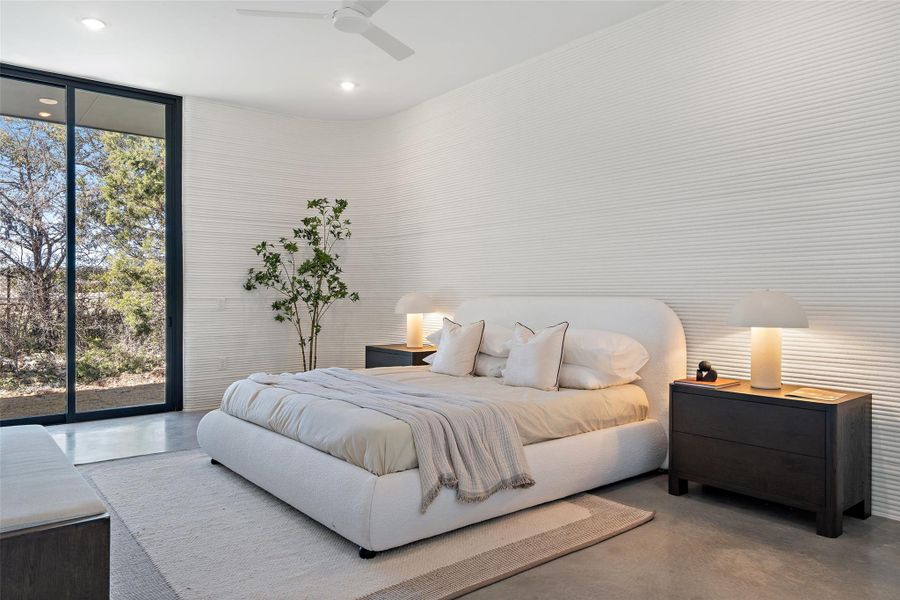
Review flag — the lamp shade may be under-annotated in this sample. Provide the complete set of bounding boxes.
[728,290,808,328]
[395,293,433,314]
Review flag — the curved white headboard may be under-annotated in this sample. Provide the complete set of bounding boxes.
[454,297,687,434]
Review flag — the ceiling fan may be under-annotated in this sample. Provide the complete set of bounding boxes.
[236,1,414,61]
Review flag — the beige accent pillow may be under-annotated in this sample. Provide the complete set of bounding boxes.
[502,322,569,391]
[429,318,485,377]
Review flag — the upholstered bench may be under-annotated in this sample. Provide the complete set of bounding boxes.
[0,425,110,599]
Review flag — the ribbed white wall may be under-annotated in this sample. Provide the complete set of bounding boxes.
[182,1,900,519]
[181,100,382,406]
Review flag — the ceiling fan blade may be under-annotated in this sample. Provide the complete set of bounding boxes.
[360,24,414,61]
[355,1,390,17]
[235,9,329,20]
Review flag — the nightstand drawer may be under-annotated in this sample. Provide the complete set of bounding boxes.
[673,432,824,508]
[366,348,410,368]
[365,345,434,368]
[672,391,825,457]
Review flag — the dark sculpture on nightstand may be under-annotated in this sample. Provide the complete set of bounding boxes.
[696,360,718,382]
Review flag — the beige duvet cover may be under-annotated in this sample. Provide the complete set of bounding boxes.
[220,366,649,476]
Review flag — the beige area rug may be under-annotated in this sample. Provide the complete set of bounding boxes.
[80,449,653,600]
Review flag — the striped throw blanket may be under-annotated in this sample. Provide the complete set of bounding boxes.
[248,368,535,512]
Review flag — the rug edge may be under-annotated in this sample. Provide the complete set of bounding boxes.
[80,459,184,600]
[443,510,655,600]
[357,495,655,600]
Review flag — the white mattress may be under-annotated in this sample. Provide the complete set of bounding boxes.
[220,366,649,476]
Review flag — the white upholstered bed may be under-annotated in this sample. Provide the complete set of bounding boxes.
[197,296,686,555]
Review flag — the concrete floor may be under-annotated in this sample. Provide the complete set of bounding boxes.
[48,410,207,464]
[470,475,900,600]
[49,411,900,599]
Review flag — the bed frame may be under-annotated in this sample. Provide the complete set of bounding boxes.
[198,296,686,556]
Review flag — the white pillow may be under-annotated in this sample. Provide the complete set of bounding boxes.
[474,354,506,377]
[427,323,512,357]
[558,363,641,390]
[429,318,485,377]
[425,329,442,347]
[502,322,569,391]
[563,329,649,384]
[480,324,513,357]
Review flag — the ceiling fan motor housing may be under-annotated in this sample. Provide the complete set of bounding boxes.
[333,7,370,34]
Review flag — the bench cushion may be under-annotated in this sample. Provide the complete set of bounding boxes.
[0,425,107,534]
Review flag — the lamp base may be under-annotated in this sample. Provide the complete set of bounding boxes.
[406,313,424,348]
[750,327,782,389]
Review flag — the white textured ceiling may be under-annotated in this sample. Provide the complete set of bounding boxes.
[0,1,663,120]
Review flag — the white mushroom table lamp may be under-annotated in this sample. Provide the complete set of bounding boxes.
[728,290,809,389]
[395,293,434,348]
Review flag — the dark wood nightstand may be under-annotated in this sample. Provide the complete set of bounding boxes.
[365,344,435,368]
[668,380,871,538]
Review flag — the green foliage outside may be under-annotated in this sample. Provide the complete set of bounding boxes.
[0,116,166,396]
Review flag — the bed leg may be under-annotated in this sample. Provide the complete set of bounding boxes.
[210,458,221,466]
[358,547,378,559]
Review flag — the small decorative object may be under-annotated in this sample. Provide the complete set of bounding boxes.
[244,198,360,371]
[728,290,808,389]
[395,293,434,348]
[695,360,718,382]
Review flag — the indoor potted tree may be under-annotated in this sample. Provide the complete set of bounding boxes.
[243,197,359,371]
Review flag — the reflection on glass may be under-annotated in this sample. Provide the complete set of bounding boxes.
[0,77,68,419]
[74,89,167,412]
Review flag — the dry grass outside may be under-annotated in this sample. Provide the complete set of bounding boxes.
[0,372,165,419]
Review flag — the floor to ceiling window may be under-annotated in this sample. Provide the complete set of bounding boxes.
[0,65,181,425]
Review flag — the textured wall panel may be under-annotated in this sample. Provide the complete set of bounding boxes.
[183,1,900,519]
[181,101,381,410]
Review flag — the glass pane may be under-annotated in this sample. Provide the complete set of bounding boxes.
[0,77,68,419]
[74,89,167,412]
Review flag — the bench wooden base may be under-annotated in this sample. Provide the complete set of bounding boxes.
[1,514,110,600]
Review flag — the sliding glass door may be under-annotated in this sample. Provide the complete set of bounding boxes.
[0,66,181,425]
[74,90,170,414]
[0,77,68,419]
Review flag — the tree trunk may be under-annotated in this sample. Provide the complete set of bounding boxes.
[298,338,308,372]
[34,270,58,349]
[309,327,317,371]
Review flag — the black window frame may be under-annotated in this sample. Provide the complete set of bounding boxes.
[0,63,183,426]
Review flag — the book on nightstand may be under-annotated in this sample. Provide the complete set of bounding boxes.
[785,387,846,401]
[673,377,741,389]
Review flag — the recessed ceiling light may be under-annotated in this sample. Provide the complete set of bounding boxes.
[38,112,52,118]
[39,98,59,105]
[340,81,357,92]
[81,17,107,31]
